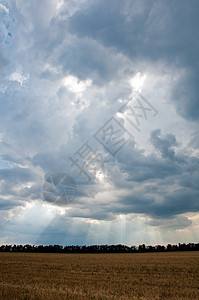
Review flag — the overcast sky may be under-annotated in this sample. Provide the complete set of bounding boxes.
[0,0,199,246]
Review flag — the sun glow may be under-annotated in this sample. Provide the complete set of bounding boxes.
[95,170,105,182]
[130,72,146,92]
[63,75,92,94]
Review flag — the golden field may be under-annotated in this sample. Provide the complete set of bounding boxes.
[0,252,198,299]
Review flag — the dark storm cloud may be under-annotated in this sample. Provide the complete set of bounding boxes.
[69,0,199,120]
[146,215,192,229]
[119,186,199,218]
[99,129,199,220]
[29,126,199,224]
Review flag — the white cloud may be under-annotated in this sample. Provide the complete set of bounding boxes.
[0,3,9,14]
[63,75,92,94]
[129,72,146,93]
[8,70,29,86]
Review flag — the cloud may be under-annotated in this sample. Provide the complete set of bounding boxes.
[63,75,92,94]
[0,0,198,245]
[146,215,192,230]
[0,3,9,14]
[69,0,199,120]
[8,68,29,86]
[150,129,180,159]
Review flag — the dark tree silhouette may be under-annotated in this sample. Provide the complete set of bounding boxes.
[0,243,198,253]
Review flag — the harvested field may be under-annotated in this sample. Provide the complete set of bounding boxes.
[0,252,199,299]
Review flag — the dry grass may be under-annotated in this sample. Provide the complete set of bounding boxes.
[0,252,199,299]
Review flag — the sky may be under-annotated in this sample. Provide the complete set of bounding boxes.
[0,0,199,246]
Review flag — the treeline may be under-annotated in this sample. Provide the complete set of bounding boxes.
[0,243,199,253]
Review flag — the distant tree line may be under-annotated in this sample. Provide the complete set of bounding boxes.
[0,243,199,253]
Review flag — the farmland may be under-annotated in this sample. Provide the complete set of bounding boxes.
[0,252,198,299]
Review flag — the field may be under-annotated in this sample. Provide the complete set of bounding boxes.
[0,252,198,299]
